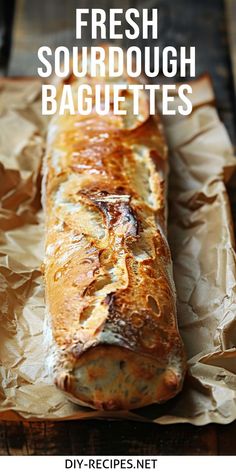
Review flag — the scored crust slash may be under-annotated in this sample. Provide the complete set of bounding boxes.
[42,46,186,410]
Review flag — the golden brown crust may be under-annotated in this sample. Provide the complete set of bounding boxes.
[43,48,186,410]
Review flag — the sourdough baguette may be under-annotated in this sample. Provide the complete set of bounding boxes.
[43,49,186,410]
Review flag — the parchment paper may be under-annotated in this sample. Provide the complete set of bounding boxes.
[0,75,236,425]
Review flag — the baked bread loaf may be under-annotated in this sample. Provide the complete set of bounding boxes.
[42,48,186,410]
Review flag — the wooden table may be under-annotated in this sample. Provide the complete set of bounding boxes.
[0,420,235,455]
[0,0,236,455]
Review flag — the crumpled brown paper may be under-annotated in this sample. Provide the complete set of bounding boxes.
[0,75,236,424]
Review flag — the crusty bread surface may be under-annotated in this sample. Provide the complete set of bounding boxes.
[43,49,186,410]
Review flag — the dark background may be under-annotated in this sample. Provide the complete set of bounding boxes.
[0,0,236,456]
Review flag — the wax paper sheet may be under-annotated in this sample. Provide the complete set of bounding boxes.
[0,75,236,424]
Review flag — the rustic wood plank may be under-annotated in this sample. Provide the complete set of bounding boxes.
[219,110,236,147]
[68,421,218,455]
[1,422,29,455]
[0,0,15,73]
[0,420,219,455]
[217,422,236,455]
[225,0,236,104]
[0,422,8,455]
[0,421,74,456]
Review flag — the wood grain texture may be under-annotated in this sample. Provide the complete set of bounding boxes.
[0,0,236,456]
[217,423,236,455]
[0,420,221,456]
[225,0,236,104]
